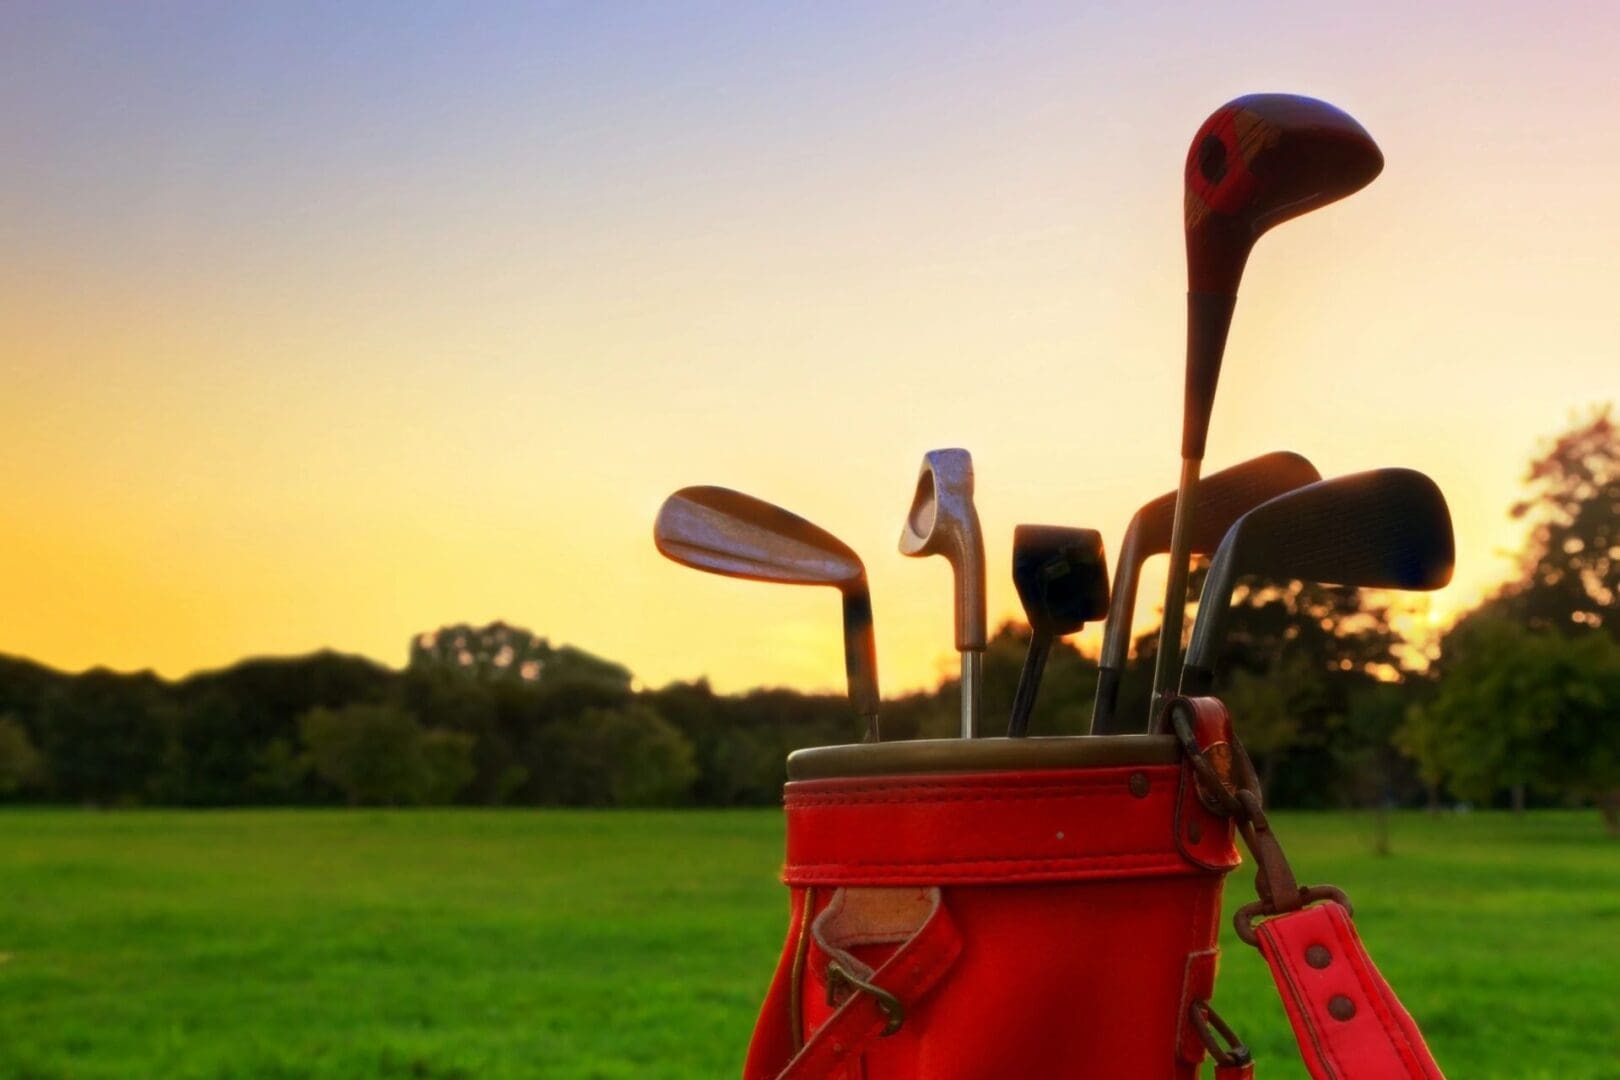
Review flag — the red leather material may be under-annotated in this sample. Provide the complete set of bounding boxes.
[747,760,1241,1078]
[783,765,1238,886]
[1216,1062,1256,1080]
[776,890,963,1079]
[1255,902,1445,1080]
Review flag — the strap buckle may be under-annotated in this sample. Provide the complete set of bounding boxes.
[1169,695,1356,949]
[825,961,905,1037]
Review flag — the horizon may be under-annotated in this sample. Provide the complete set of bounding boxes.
[4,3,1617,696]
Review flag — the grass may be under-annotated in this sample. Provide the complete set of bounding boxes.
[0,809,1615,1078]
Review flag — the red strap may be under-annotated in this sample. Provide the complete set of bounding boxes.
[1256,902,1445,1080]
[775,891,963,1079]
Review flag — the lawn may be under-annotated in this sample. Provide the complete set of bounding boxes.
[0,809,1615,1078]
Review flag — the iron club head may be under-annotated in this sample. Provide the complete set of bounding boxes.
[655,485,881,739]
[1091,451,1320,735]
[1177,468,1455,702]
[899,448,986,737]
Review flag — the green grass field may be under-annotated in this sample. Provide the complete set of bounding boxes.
[0,810,1615,1079]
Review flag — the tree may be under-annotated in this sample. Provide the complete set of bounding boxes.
[528,704,696,807]
[1500,404,1617,637]
[299,704,472,806]
[38,670,172,804]
[0,714,43,796]
[409,621,631,689]
[1398,617,1620,832]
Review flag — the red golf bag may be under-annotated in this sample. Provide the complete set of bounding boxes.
[743,698,1445,1079]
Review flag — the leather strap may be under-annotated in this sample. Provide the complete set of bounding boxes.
[1256,901,1445,1079]
[775,889,963,1079]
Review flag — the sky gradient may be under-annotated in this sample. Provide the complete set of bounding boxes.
[3,2,1616,695]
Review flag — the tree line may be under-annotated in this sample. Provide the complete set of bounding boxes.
[0,408,1613,829]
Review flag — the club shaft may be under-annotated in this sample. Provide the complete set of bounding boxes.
[1007,633,1052,738]
[1149,456,1202,730]
[960,651,983,738]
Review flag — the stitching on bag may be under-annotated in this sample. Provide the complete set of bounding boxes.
[1259,919,1342,1080]
[787,772,1177,801]
[786,789,1154,809]
[787,851,1182,872]
[1328,905,1432,1076]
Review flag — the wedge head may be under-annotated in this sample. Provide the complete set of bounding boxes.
[655,486,864,590]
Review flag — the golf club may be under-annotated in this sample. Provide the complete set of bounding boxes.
[1007,525,1109,738]
[1174,468,1455,707]
[899,449,986,738]
[654,485,882,741]
[1150,94,1384,726]
[1089,451,1320,735]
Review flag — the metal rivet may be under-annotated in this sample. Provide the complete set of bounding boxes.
[1128,772,1150,798]
[1187,819,1203,843]
[1055,831,1065,841]
[1328,995,1356,1021]
[1306,945,1332,969]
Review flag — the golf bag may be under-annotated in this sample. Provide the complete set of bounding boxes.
[743,698,1444,1079]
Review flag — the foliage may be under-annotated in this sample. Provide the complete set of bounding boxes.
[299,704,473,806]
[528,703,696,807]
[1501,404,1617,637]
[1399,618,1620,831]
[0,713,44,795]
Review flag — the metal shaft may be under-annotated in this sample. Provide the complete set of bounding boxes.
[1149,455,1202,729]
[960,651,983,738]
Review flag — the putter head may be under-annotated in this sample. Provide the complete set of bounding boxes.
[1012,526,1109,639]
[899,449,987,651]
[655,486,865,590]
[1186,93,1384,295]
[1180,468,1455,695]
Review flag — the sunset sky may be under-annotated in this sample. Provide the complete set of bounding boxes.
[2,2,1615,697]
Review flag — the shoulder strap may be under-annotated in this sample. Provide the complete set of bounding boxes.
[1255,901,1445,1080]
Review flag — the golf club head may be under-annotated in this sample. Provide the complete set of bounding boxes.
[1091,451,1320,734]
[1007,526,1109,739]
[1182,94,1382,461]
[657,486,866,587]
[1186,93,1384,296]
[655,485,881,735]
[1178,468,1455,698]
[1011,525,1110,639]
[898,449,987,652]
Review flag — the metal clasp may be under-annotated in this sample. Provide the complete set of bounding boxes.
[1189,998,1252,1068]
[1169,695,1357,949]
[826,961,905,1036]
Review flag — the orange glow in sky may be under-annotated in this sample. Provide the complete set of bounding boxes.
[2,4,1616,695]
